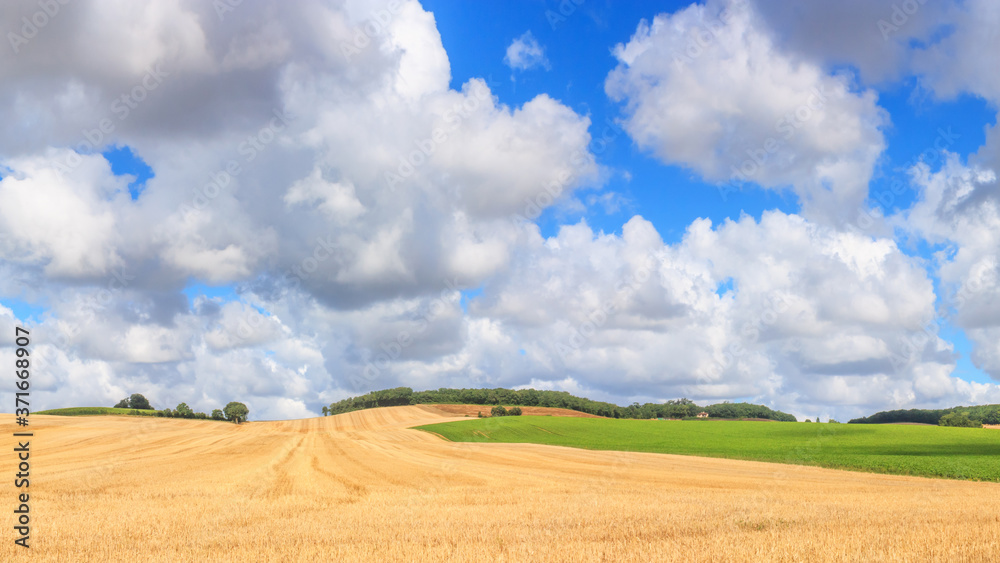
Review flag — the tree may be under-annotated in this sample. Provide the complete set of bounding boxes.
[322,406,328,416]
[983,409,1000,425]
[211,409,225,421]
[224,401,249,424]
[114,398,129,408]
[128,393,152,410]
[175,403,194,418]
[939,412,981,428]
[490,405,508,417]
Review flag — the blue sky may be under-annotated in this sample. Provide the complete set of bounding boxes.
[2,0,1000,420]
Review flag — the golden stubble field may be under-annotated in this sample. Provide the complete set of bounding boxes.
[2,406,999,562]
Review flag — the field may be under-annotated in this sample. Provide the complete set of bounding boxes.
[418,416,1000,481]
[3,405,999,561]
[33,407,159,416]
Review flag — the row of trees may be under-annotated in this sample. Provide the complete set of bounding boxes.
[849,405,1000,426]
[113,394,249,423]
[323,387,797,421]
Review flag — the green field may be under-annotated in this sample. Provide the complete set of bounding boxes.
[34,407,159,417]
[416,416,1000,481]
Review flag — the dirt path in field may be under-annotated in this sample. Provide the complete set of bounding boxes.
[3,407,999,562]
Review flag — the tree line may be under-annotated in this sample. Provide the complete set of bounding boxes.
[113,394,249,423]
[848,405,1000,427]
[322,387,797,421]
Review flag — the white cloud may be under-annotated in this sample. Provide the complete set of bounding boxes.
[2,0,998,423]
[898,155,1000,378]
[0,0,597,418]
[0,150,128,277]
[459,211,972,419]
[503,31,550,71]
[605,0,888,225]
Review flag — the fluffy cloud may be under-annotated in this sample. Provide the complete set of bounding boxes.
[464,211,969,418]
[899,155,1000,378]
[605,0,888,224]
[504,31,550,71]
[0,151,128,277]
[0,0,597,418]
[2,0,998,423]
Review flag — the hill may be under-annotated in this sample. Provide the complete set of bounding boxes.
[325,386,797,421]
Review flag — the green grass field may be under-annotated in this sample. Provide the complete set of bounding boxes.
[416,416,1000,481]
[34,407,159,417]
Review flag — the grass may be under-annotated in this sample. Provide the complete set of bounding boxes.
[416,416,1000,481]
[34,406,159,416]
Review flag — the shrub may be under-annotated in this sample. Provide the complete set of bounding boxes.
[508,406,523,416]
[490,406,508,417]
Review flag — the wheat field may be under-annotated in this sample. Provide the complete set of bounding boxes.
[2,406,998,562]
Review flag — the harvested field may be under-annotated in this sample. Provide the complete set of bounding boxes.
[426,403,604,418]
[3,406,999,562]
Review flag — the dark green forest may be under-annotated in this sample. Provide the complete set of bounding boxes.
[849,405,1000,426]
[323,387,798,421]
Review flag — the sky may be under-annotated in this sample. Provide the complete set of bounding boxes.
[1,0,1000,422]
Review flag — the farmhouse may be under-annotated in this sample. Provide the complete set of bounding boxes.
[696,411,709,419]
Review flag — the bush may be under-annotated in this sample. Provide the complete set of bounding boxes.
[211,409,225,421]
[508,406,523,416]
[490,406,508,417]
[939,412,981,428]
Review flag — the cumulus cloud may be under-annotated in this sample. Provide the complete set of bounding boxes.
[751,0,949,84]
[898,155,1000,378]
[503,31,550,71]
[463,211,972,419]
[2,0,998,423]
[605,0,888,224]
[910,0,1000,104]
[0,0,598,419]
